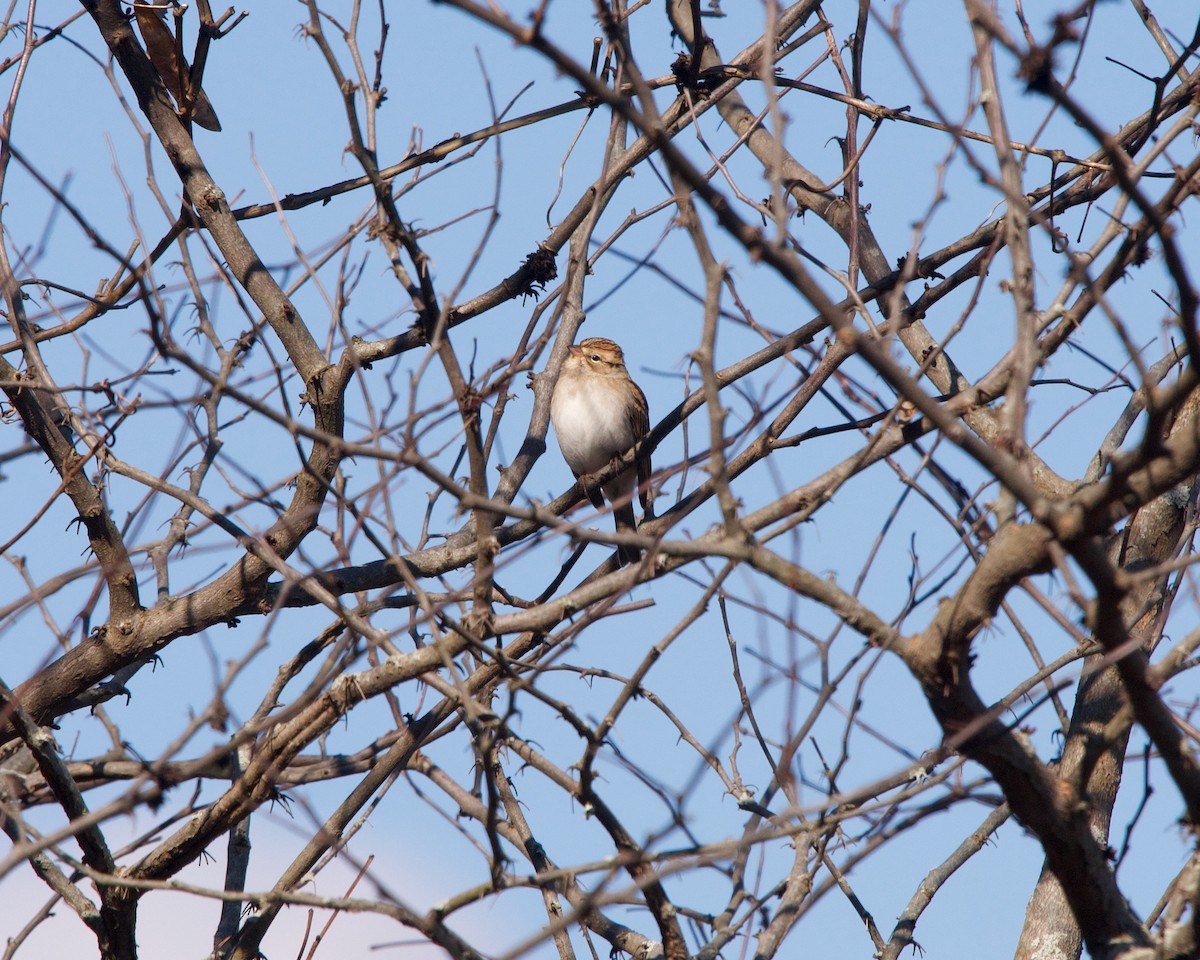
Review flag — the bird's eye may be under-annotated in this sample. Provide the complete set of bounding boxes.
[590,354,601,362]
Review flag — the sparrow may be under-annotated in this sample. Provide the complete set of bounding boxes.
[550,337,651,565]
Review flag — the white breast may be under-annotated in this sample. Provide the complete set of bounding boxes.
[551,376,636,476]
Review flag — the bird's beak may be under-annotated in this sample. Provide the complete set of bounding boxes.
[567,345,583,358]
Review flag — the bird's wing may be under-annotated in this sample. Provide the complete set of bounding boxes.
[629,383,653,517]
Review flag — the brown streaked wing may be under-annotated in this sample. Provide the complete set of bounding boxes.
[629,381,652,517]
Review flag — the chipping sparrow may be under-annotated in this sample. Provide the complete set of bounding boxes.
[550,337,651,565]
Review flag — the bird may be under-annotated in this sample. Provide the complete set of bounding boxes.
[550,337,651,565]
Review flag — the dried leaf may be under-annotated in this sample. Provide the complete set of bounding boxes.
[133,3,221,132]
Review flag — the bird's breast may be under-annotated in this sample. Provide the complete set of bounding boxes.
[551,377,637,475]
